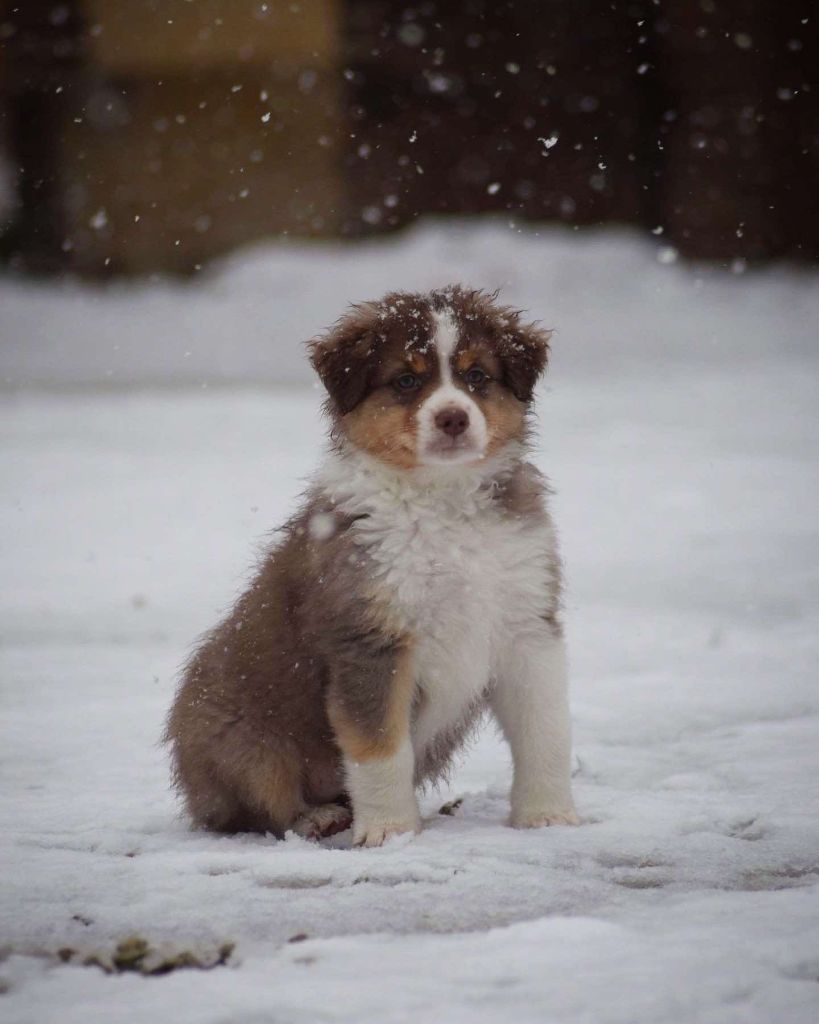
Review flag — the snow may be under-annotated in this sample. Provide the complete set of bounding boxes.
[2,220,817,389]
[2,223,819,1023]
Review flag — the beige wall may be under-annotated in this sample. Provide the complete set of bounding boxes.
[60,1,342,273]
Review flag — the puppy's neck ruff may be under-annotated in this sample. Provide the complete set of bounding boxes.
[318,438,525,517]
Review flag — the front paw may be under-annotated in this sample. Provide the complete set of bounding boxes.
[510,807,580,829]
[353,816,421,848]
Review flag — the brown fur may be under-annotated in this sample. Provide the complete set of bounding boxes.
[165,285,553,837]
[496,461,564,636]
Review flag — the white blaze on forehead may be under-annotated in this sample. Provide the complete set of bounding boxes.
[431,309,459,383]
[417,306,488,464]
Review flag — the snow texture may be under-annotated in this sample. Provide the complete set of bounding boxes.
[2,223,818,1023]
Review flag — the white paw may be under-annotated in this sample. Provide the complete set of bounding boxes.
[293,803,352,841]
[510,807,580,829]
[352,817,420,848]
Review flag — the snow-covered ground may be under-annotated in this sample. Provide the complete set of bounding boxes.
[2,224,818,1023]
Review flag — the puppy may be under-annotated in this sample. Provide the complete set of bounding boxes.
[165,285,578,846]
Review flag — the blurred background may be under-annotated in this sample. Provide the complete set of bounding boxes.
[1,0,817,278]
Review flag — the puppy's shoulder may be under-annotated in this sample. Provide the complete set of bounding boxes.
[493,459,553,521]
[274,489,374,597]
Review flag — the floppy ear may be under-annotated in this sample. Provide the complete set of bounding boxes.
[308,304,380,415]
[498,322,551,402]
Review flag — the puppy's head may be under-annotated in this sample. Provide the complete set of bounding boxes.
[308,286,550,470]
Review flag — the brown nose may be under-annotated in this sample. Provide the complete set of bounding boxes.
[435,406,469,438]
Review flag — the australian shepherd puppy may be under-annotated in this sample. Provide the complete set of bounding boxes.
[165,285,578,847]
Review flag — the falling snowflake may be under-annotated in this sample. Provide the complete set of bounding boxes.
[537,134,559,154]
[89,209,108,230]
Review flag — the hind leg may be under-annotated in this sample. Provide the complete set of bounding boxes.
[181,766,248,832]
[293,749,352,840]
[173,736,308,837]
[233,746,308,837]
[293,803,353,840]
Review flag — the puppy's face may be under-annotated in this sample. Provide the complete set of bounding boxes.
[309,287,551,470]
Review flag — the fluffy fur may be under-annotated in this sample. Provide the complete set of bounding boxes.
[165,285,578,846]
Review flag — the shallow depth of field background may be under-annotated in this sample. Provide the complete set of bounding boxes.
[1,4,818,1024]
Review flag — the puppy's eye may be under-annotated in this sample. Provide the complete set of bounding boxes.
[464,366,488,387]
[394,373,421,391]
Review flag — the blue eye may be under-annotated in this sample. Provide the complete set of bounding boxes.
[394,373,421,391]
[464,367,488,386]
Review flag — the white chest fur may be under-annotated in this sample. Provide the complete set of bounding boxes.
[318,449,559,750]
